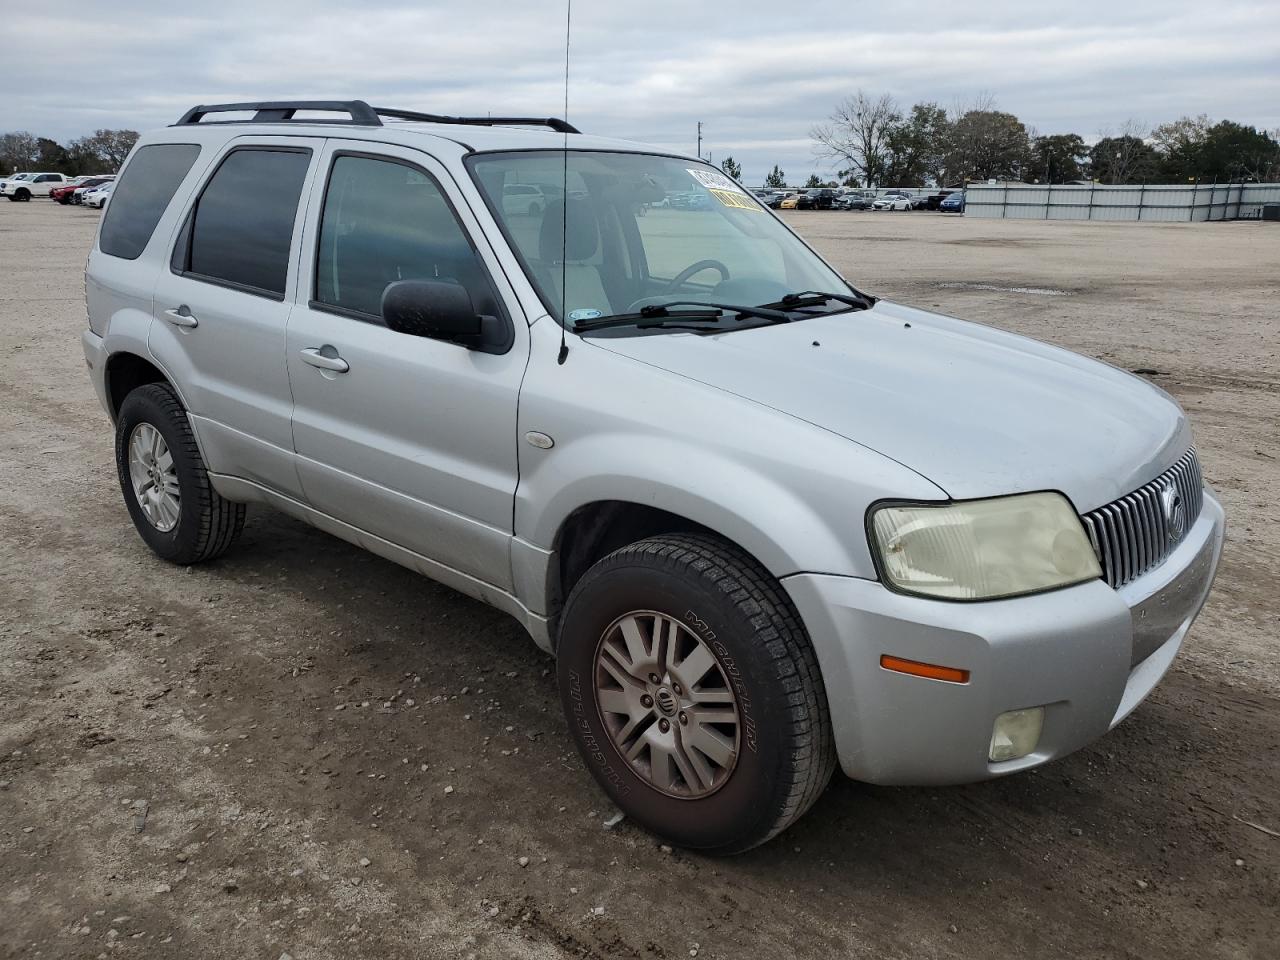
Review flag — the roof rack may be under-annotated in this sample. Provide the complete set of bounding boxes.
[173,100,580,134]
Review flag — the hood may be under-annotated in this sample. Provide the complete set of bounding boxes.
[588,301,1190,512]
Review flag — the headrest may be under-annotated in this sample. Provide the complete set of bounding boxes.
[538,198,599,262]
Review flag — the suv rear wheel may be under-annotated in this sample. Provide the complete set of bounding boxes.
[557,533,835,854]
[114,383,245,564]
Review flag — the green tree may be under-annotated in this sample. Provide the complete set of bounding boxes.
[35,137,72,174]
[883,102,949,186]
[1195,121,1280,181]
[804,174,823,188]
[1030,133,1087,183]
[1088,134,1158,184]
[942,110,1032,183]
[763,164,786,188]
[1151,115,1210,179]
[720,156,742,180]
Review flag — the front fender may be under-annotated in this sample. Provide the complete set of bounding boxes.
[513,324,947,604]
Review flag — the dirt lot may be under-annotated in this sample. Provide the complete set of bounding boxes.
[1,201,1277,960]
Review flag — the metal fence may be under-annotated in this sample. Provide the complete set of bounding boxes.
[963,182,1280,221]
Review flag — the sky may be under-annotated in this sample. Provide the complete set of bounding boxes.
[2,0,1277,186]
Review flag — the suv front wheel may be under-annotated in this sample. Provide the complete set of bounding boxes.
[557,533,836,854]
[114,383,245,564]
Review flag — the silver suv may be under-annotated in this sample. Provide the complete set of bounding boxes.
[83,100,1224,854]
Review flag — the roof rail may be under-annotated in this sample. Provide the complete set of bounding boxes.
[373,108,580,135]
[174,101,382,126]
[173,100,581,134]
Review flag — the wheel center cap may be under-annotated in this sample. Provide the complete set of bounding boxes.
[654,686,678,717]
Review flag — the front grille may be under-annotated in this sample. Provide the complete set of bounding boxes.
[1081,448,1204,589]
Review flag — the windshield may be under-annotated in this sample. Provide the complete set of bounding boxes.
[468,151,850,326]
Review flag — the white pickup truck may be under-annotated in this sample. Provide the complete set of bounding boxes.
[0,172,72,201]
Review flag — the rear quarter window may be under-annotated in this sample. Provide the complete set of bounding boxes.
[100,144,201,260]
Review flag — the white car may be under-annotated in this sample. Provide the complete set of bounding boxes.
[83,182,115,209]
[501,183,545,216]
[0,171,72,201]
[872,193,913,211]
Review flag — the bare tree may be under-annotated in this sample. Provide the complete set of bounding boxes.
[810,91,900,188]
[0,131,39,174]
[68,129,140,172]
[1091,119,1153,183]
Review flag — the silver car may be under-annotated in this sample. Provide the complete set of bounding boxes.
[82,100,1224,854]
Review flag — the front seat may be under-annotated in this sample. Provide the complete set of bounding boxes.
[537,199,611,318]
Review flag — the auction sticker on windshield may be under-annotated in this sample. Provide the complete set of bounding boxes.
[687,168,761,212]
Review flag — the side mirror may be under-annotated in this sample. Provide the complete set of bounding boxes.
[382,278,500,345]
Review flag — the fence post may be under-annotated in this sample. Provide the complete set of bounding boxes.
[1087,181,1095,219]
[1044,183,1051,219]
[1002,182,1009,219]
[1137,182,1146,221]
[1189,178,1197,222]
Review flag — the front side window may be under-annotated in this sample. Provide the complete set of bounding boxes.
[100,144,201,260]
[178,147,311,297]
[468,151,849,325]
[313,153,503,322]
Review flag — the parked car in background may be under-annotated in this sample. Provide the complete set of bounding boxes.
[926,190,955,210]
[501,183,546,216]
[872,193,913,211]
[82,182,115,209]
[1,172,72,201]
[940,191,965,213]
[909,194,929,210]
[53,176,114,204]
[805,188,837,210]
[832,194,871,210]
[779,193,802,209]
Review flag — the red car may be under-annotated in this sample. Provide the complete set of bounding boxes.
[51,177,112,204]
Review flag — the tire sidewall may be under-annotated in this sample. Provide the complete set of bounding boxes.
[115,387,203,563]
[558,555,791,852]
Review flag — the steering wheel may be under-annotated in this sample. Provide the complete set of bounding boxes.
[663,259,731,294]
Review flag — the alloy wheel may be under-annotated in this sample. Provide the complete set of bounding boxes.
[127,422,180,532]
[594,610,740,799]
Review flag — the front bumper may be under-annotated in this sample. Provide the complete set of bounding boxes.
[784,489,1225,785]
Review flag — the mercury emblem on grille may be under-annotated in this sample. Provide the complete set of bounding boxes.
[1160,481,1186,542]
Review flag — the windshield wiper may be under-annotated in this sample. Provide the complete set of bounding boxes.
[573,300,790,333]
[766,290,876,312]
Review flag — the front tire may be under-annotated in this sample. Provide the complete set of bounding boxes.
[557,533,835,854]
[115,383,245,564]
[14,188,30,201]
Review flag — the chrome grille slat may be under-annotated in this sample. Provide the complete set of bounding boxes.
[1082,449,1203,589]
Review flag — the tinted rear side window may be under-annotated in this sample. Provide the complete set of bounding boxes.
[99,144,201,260]
[182,148,311,298]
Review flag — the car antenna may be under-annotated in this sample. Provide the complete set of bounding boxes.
[556,0,572,365]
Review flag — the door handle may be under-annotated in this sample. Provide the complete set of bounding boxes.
[163,307,198,328]
[299,347,350,373]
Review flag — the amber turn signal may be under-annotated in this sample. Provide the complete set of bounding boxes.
[879,654,970,684]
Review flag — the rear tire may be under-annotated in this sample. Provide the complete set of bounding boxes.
[114,383,245,564]
[557,533,836,854]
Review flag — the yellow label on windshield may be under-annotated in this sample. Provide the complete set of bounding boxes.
[709,188,762,211]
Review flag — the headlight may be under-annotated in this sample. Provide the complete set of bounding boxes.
[869,492,1101,600]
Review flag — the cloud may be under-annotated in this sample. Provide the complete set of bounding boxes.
[2,0,1277,185]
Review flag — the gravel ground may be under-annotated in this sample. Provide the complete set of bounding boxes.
[1,201,1277,960]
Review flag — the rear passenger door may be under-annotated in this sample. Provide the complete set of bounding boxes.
[150,137,322,499]
[286,141,528,591]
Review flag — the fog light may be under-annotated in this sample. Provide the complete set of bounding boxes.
[989,707,1044,762]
